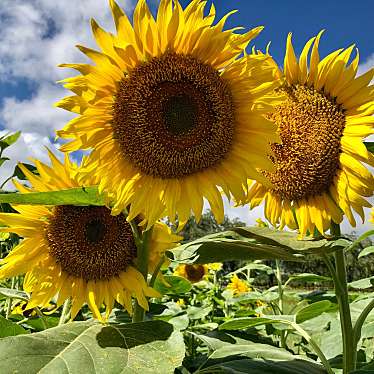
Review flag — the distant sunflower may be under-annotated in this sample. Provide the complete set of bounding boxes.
[0,152,180,321]
[248,32,374,235]
[174,264,208,283]
[227,274,250,294]
[56,0,280,228]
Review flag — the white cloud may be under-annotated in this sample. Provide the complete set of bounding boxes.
[0,0,133,187]
[358,53,374,80]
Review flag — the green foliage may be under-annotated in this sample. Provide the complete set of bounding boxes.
[0,320,184,374]
[0,186,104,206]
[154,276,192,295]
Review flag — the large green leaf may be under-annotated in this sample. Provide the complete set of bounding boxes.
[0,186,104,206]
[0,316,28,338]
[295,301,333,324]
[169,226,348,264]
[198,358,327,374]
[195,332,327,373]
[0,320,185,374]
[153,275,192,295]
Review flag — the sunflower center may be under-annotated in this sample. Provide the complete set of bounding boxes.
[163,94,197,135]
[86,219,106,243]
[264,84,346,201]
[112,52,235,179]
[185,264,205,282]
[45,206,137,281]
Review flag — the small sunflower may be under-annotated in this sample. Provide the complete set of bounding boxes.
[370,208,374,224]
[227,274,250,294]
[56,0,280,229]
[0,152,180,321]
[248,32,374,235]
[174,264,208,283]
[207,263,223,272]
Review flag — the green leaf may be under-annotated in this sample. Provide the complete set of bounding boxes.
[0,320,185,374]
[187,306,212,320]
[364,141,374,154]
[0,131,21,152]
[0,288,29,301]
[169,226,348,264]
[348,277,374,290]
[195,332,326,372]
[0,315,28,338]
[0,186,104,206]
[346,230,374,252]
[23,316,60,332]
[219,316,295,331]
[153,275,192,295]
[169,231,303,264]
[358,246,374,259]
[295,301,333,324]
[233,227,349,255]
[11,163,39,181]
[0,157,9,167]
[199,358,327,374]
[286,273,332,285]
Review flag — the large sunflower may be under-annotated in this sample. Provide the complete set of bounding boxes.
[0,152,181,321]
[247,32,374,236]
[56,0,280,229]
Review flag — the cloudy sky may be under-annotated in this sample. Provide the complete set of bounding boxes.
[0,0,372,234]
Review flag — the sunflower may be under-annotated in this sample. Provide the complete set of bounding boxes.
[370,208,374,224]
[227,274,250,294]
[174,264,208,283]
[56,0,281,229]
[0,152,180,321]
[247,32,374,236]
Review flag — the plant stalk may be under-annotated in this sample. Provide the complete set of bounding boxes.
[5,277,16,319]
[275,259,286,349]
[352,298,374,368]
[331,222,354,374]
[132,227,153,323]
[58,298,71,326]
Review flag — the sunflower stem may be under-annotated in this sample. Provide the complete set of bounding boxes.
[330,222,354,374]
[275,259,286,349]
[5,277,16,319]
[58,298,71,326]
[149,255,165,288]
[132,227,153,323]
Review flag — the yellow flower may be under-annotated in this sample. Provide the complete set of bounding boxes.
[227,274,251,294]
[207,263,223,272]
[370,208,374,224]
[176,298,185,307]
[256,300,266,307]
[255,218,268,227]
[56,0,281,229]
[248,32,374,236]
[0,152,180,321]
[174,264,208,283]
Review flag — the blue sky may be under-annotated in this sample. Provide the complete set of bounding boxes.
[0,0,373,115]
[178,0,374,64]
[0,0,372,233]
